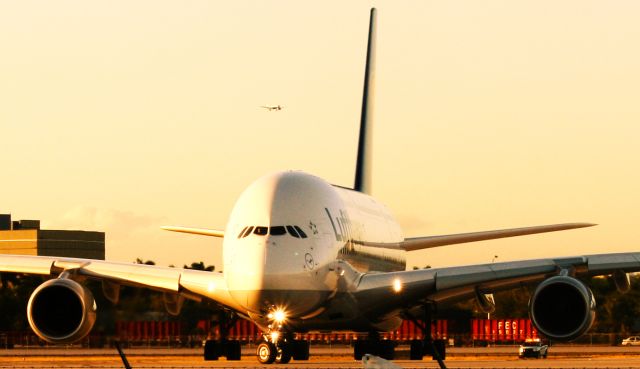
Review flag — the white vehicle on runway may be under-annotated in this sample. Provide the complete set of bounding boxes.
[1,7,640,366]
[622,336,640,346]
[518,339,549,358]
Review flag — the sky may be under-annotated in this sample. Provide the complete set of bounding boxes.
[1,1,639,270]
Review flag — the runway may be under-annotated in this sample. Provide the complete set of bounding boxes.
[3,346,640,368]
[4,357,640,369]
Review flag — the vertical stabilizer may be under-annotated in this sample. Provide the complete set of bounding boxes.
[354,8,377,194]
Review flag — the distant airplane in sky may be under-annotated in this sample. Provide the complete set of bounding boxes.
[261,105,284,111]
[1,8,639,368]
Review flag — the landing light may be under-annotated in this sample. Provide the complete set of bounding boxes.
[267,308,287,323]
[274,310,286,322]
[393,278,403,293]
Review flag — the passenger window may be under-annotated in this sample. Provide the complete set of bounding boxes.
[242,226,254,238]
[286,225,300,238]
[254,226,268,236]
[270,226,286,236]
[237,226,248,239]
[294,226,307,238]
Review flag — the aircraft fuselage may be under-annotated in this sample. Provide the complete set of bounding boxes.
[223,171,405,328]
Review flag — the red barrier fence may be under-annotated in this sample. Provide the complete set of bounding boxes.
[112,318,539,345]
[471,319,538,342]
[115,321,182,342]
[115,319,448,343]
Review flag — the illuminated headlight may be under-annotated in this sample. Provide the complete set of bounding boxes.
[270,331,280,341]
[393,278,403,293]
[267,308,287,324]
[518,348,524,353]
[274,309,286,323]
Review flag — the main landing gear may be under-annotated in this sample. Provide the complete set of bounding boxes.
[203,312,242,361]
[353,332,396,360]
[256,332,310,364]
[405,303,447,369]
[352,304,446,367]
[203,339,241,361]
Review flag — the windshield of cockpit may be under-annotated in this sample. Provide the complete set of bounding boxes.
[236,225,308,239]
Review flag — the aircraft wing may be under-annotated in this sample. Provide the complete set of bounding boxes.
[354,223,595,251]
[354,252,640,316]
[161,225,225,237]
[0,254,242,311]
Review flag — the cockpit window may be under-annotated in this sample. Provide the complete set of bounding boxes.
[294,226,308,238]
[242,226,254,238]
[237,226,248,239]
[286,225,300,238]
[270,226,286,236]
[254,226,268,236]
[238,225,308,239]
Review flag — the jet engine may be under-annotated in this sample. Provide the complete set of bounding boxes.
[529,275,595,341]
[27,278,97,344]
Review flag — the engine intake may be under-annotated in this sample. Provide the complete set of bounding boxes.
[529,275,595,341]
[27,278,97,344]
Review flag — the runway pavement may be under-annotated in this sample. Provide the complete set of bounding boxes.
[3,346,640,368]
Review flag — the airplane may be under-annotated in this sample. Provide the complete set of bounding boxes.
[261,105,284,111]
[1,7,640,366]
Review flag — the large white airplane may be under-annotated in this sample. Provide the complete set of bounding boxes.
[1,8,639,365]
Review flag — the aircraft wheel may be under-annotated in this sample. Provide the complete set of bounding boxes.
[275,344,292,364]
[257,341,277,364]
[292,340,310,360]
[378,340,395,360]
[354,341,369,360]
[225,340,241,360]
[432,339,446,360]
[409,339,424,360]
[203,340,219,361]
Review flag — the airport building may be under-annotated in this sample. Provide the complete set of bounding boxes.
[0,213,105,260]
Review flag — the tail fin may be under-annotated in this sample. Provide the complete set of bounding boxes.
[354,8,377,194]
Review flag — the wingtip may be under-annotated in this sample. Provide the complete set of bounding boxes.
[574,222,598,228]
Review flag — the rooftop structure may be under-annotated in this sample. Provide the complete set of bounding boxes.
[0,214,104,260]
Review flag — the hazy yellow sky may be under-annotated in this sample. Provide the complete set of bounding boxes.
[1,1,639,269]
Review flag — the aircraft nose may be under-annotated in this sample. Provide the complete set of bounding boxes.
[226,238,266,314]
[226,236,297,313]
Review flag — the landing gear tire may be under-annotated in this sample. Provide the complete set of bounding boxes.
[410,339,424,360]
[292,340,310,360]
[353,340,395,360]
[378,341,395,360]
[225,340,242,360]
[257,341,277,364]
[203,340,241,361]
[203,340,219,361]
[431,339,446,361]
[275,344,292,364]
[354,341,369,360]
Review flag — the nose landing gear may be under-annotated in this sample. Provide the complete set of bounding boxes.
[256,340,278,364]
[256,332,310,364]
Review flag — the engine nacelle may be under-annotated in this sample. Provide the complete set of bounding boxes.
[27,278,97,344]
[529,275,595,341]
